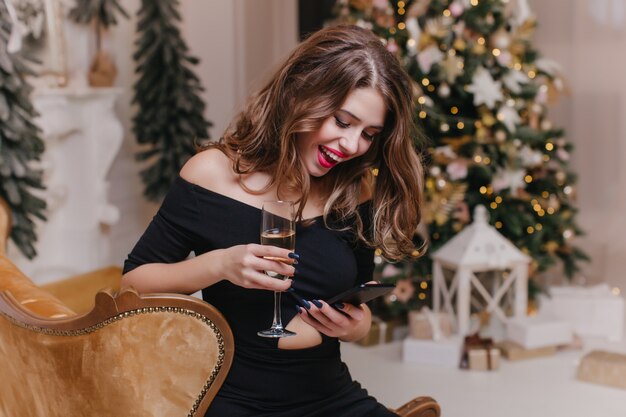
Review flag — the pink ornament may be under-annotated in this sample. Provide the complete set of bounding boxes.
[373,0,389,10]
[386,40,399,54]
[382,264,402,278]
[556,148,570,161]
[393,279,416,304]
[446,160,469,180]
[496,51,513,67]
[449,1,465,17]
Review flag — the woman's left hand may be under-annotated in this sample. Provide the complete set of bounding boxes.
[297,300,371,342]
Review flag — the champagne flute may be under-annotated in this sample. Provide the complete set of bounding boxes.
[258,200,297,338]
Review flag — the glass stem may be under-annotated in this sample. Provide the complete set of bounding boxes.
[272,291,284,330]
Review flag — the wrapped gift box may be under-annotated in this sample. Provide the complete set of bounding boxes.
[506,315,573,349]
[408,307,454,340]
[577,350,626,390]
[460,334,500,371]
[356,317,397,347]
[468,347,501,371]
[539,284,624,341]
[497,340,556,361]
[402,336,463,368]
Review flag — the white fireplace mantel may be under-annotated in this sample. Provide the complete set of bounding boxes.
[8,86,124,285]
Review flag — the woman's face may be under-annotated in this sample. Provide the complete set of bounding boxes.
[296,87,386,178]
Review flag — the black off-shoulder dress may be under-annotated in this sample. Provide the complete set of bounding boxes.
[123,177,396,417]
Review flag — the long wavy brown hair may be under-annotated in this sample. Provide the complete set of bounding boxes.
[208,25,425,261]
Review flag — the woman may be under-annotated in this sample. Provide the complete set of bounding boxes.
[123,25,424,416]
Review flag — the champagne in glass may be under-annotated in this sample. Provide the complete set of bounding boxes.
[260,228,295,278]
[258,201,297,338]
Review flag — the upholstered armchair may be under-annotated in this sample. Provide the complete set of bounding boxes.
[0,200,439,417]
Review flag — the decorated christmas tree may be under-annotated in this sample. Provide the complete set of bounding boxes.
[332,0,588,316]
[133,0,211,201]
[0,1,47,258]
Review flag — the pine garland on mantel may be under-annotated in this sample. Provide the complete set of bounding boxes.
[132,0,212,201]
[0,2,47,258]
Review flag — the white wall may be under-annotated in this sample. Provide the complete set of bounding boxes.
[529,0,626,292]
[105,0,298,268]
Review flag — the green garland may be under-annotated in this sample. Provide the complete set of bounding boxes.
[132,0,211,201]
[0,2,47,258]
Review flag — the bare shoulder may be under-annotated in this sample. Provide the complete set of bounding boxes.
[179,148,237,191]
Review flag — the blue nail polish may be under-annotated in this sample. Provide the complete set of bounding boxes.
[334,303,345,309]
[287,288,310,309]
[288,252,300,259]
[311,299,323,308]
[296,306,302,314]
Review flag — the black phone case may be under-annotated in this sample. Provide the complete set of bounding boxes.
[326,283,395,306]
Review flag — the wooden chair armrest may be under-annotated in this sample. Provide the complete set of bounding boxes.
[394,396,441,417]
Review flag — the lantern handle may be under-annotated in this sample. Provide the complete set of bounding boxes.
[473,205,490,226]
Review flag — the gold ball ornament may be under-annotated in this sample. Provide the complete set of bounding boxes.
[481,112,497,127]
[475,127,489,143]
[472,42,487,54]
[544,241,559,254]
[453,37,467,51]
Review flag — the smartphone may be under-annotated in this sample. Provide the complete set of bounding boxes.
[326,283,395,306]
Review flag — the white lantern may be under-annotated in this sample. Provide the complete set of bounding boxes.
[431,205,531,336]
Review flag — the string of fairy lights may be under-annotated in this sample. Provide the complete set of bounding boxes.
[391,0,577,245]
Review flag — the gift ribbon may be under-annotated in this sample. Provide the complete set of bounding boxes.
[461,333,495,370]
[421,307,444,341]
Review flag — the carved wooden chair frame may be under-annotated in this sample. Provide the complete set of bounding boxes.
[0,287,234,417]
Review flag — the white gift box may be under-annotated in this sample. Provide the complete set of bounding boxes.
[506,315,573,349]
[538,284,624,341]
[402,336,463,368]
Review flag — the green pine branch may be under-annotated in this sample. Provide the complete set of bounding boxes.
[68,0,130,27]
[0,3,47,259]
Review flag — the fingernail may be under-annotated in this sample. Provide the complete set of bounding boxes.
[310,299,323,308]
[296,306,302,314]
[288,252,300,259]
[334,303,345,309]
[292,259,299,265]
[287,288,310,309]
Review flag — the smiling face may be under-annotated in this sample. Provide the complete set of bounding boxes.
[296,87,387,178]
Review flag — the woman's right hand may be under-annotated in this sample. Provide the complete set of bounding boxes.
[215,244,296,291]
